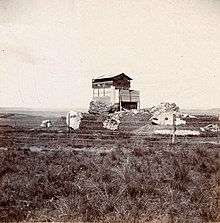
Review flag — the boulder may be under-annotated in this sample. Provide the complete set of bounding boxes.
[103,112,123,130]
[200,124,218,132]
[88,100,115,115]
[40,120,52,128]
[66,111,83,130]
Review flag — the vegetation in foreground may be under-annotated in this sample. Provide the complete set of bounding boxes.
[0,144,219,222]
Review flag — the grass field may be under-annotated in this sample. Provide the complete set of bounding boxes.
[0,110,219,222]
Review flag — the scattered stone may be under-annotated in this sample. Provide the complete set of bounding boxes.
[40,120,52,128]
[200,124,219,132]
[103,112,123,130]
[66,111,83,130]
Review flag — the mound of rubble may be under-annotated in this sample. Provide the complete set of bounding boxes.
[101,102,189,131]
[150,102,180,116]
[88,101,119,115]
[103,109,151,131]
[103,112,123,130]
[150,102,186,126]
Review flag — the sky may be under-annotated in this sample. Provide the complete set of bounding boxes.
[0,0,220,109]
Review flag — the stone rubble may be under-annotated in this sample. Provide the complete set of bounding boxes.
[40,120,52,128]
[150,102,186,126]
[88,100,113,115]
[103,112,123,130]
[200,124,219,132]
[66,111,83,130]
[150,102,180,116]
[103,109,150,130]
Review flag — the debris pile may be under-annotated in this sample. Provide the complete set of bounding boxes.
[151,112,186,126]
[40,120,52,128]
[103,112,123,130]
[88,101,113,115]
[66,111,83,130]
[150,102,185,126]
[103,109,150,130]
[111,103,120,113]
[150,102,180,116]
[200,124,219,132]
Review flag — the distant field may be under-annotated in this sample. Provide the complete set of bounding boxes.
[181,108,220,116]
[0,107,88,118]
[0,107,219,117]
[0,110,219,148]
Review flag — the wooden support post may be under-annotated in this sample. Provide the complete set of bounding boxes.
[172,114,176,144]
[67,112,70,133]
[119,89,122,111]
[138,92,140,110]
[217,113,220,144]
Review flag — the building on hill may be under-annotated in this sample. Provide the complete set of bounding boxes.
[92,73,140,110]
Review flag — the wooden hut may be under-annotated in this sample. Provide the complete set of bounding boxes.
[92,73,140,110]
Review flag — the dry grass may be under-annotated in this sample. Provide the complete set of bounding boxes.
[0,143,219,222]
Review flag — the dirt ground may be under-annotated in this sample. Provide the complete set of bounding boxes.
[0,111,219,149]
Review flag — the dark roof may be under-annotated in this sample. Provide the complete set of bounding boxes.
[92,73,132,82]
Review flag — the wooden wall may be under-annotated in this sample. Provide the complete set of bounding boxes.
[92,74,131,90]
[120,90,140,103]
[112,75,130,90]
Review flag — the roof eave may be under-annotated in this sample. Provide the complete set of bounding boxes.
[92,73,132,81]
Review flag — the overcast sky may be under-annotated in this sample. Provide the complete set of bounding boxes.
[0,0,220,109]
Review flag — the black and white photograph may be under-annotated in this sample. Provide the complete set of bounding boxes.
[0,0,220,222]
